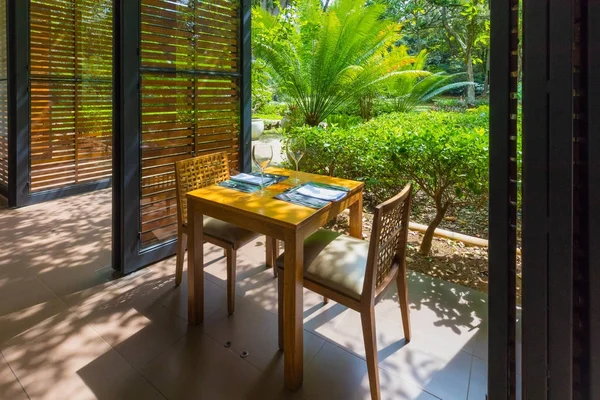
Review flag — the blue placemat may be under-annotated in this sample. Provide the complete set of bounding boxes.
[275,191,330,209]
[274,182,349,209]
[218,180,261,193]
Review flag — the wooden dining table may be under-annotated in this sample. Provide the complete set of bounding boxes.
[185,166,364,391]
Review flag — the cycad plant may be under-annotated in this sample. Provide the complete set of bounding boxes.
[386,52,473,113]
[253,0,410,126]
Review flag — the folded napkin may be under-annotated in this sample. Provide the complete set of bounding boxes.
[230,173,274,186]
[218,180,260,193]
[296,183,348,201]
[275,192,330,209]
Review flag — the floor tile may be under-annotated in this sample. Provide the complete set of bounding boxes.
[203,295,325,372]
[378,338,473,400]
[75,296,188,370]
[160,274,228,322]
[377,273,485,355]
[0,272,57,317]
[0,353,28,400]
[467,356,487,400]
[2,310,163,400]
[304,342,438,400]
[141,328,268,400]
[0,298,67,349]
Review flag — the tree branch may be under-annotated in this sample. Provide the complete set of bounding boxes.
[442,7,467,54]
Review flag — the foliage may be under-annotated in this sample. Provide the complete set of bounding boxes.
[251,58,273,114]
[388,107,489,253]
[285,123,402,201]
[253,113,285,121]
[281,104,306,131]
[259,102,288,118]
[253,0,414,126]
[432,96,488,112]
[375,0,490,103]
[290,108,491,254]
[324,114,364,129]
[387,70,473,113]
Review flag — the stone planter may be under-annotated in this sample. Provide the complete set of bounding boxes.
[251,119,264,140]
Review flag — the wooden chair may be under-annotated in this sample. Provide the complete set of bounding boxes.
[276,184,412,400]
[175,152,278,315]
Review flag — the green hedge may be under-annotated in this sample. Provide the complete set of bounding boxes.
[288,107,491,204]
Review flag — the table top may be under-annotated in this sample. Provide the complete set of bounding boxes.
[186,167,364,229]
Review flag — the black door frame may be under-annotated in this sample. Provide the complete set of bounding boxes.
[521,0,600,398]
[588,2,600,397]
[488,0,519,397]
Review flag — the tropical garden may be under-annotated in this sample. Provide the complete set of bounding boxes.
[250,0,515,296]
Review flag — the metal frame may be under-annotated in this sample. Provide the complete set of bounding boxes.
[112,0,175,274]
[0,0,7,199]
[488,0,518,397]
[239,0,252,173]
[6,0,29,207]
[521,0,550,397]
[587,1,600,396]
[547,2,574,396]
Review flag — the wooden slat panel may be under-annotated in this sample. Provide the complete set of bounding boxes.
[29,0,113,193]
[140,0,239,72]
[139,0,241,248]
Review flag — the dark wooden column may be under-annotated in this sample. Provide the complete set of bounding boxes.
[6,0,29,207]
[488,0,519,397]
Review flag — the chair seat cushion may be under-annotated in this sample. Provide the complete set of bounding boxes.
[185,217,259,248]
[276,230,369,300]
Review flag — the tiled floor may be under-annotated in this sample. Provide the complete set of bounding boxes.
[0,189,513,399]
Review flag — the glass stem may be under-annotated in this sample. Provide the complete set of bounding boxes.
[260,169,265,191]
[295,161,299,181]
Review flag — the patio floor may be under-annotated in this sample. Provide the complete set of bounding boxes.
[0,189,512,400]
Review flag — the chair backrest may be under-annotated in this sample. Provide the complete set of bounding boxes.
[174,152,230,226]
[363,184,413,300]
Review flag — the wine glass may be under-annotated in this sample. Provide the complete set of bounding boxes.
[285,137,306,184]
[252,144,273,194]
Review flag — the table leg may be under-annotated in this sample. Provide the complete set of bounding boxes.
[187,201,204,325]
[266,236,278,267]
[349,194,364,239]
[283,231,304,391]
[266,236,279,277]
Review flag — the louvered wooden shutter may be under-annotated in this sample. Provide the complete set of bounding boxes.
[140,0,241,248]
[0,0,7,192]
[29,0,112,192]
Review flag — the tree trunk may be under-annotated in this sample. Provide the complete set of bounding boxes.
[483,49,490,95]
[306,114,320,127]
[359,95,373,121]
[465,52,476,106]
[419,200,449,256]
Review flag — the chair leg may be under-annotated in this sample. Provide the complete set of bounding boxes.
[226,247,236,315]
[397,268,411,342]
[277,267,284,350]
[175,230,187,286]
[361,307,381,400]
[323,297,329,304]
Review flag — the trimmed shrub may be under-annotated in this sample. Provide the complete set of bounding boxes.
[288,107,491,254]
